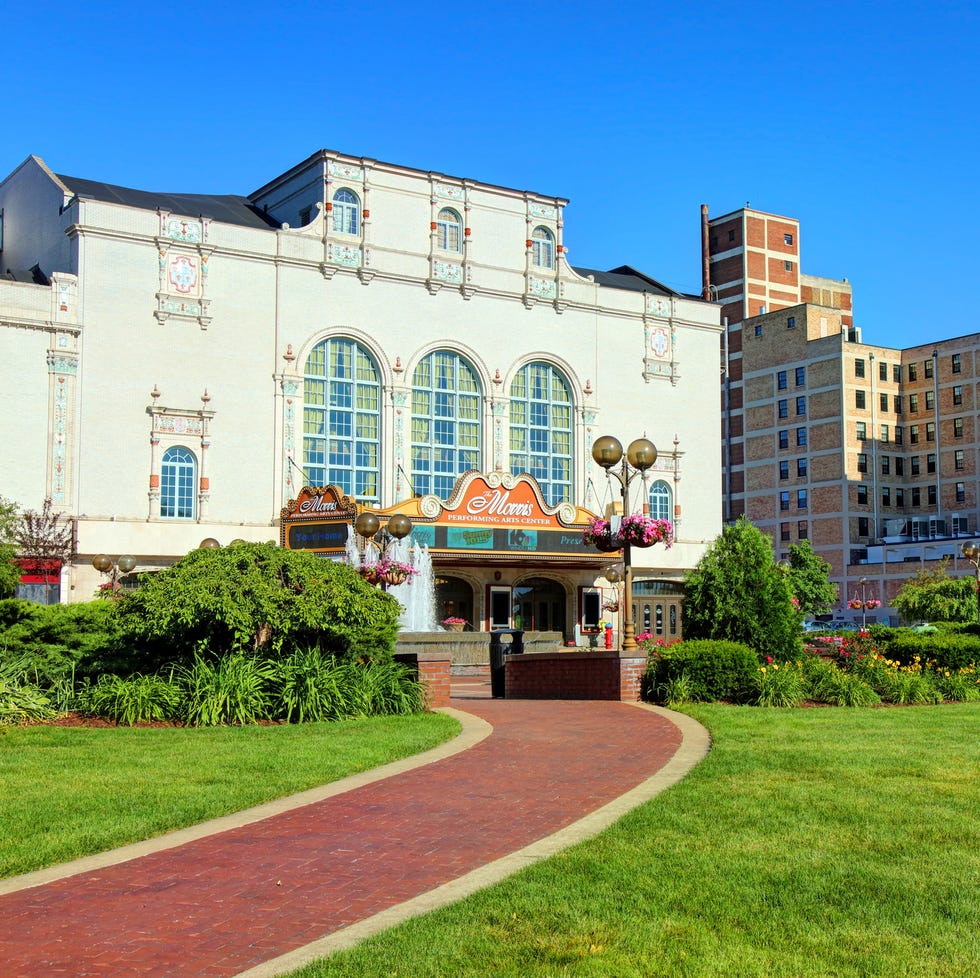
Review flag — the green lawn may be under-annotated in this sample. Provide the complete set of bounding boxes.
[291,704,980,978]
[0,712,459,879]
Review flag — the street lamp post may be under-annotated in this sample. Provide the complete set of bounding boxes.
[91,553,137,593]
[960,542,980,624]
[591,435,658,651]
[859,576,869,630]
[352,511,414,589]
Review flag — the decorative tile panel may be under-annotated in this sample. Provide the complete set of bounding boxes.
[435,183,465,201]
[645,294,673,318]
[528,276,557,299]
[327,242,362,268]
[46,350,78,505]
[433,261,463,284]
[329,161,363,181]
[529,203,557,220]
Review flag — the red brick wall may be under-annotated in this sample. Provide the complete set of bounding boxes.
[505,651,647,701]
[395,651,452,709]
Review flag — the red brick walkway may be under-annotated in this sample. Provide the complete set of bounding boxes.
[0,696,692,978]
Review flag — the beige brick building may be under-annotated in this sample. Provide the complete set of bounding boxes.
[704,205,980,622]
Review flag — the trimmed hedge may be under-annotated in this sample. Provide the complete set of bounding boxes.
[884,632,980,672]
[645,639,759,704]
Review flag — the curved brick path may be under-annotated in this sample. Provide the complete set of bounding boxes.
[0,694,708,978]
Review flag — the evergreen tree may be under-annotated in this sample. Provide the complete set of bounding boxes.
[785,539,837,618]
[684,517,801,659]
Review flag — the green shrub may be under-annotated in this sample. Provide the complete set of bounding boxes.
[84,673,183,726]
[806,666,880,707]
[117,543,400,669]
[885,632,980,672]
[0,600,123,682]
[934,670,980,702]
[645,639,759,704]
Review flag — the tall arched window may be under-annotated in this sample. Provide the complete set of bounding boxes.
[332,188,360,235]
[650,480,673,521]
[161,446,196,519]
[509,362,572,505]
[304,337,380,502]
[436,208,462,252]
[412,351,481,499]
[531,226,555,269]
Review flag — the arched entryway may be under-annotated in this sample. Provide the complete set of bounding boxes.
[434,575,475,626]
[513,577,567,638]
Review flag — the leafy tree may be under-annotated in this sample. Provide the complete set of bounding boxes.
[785,540,837,618]
[0,496,20,599]
[684,517,801,659]
[116,542,402,669]
[892,560,975,623]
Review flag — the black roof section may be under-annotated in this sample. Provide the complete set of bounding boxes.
[4,264,49,285]
[56,174,281,230]
[572,264,690,297]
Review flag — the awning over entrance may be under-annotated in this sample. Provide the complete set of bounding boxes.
[280,471,613,567]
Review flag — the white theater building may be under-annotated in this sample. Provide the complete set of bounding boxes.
[0,149,722,640]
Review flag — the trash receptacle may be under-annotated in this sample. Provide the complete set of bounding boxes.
[489,629,525,697]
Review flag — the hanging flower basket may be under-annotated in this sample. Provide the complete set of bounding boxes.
[357,565,381,586]
[582,516,673,552]
[356,558,418,588]
[848,597,881,610]
[602,600,620,613]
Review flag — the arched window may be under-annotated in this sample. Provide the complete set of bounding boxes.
[531,226,555,269]
[412,351,481,499]
[332,188,360,236]
[436,208,462,252]
[161,446,196,519]
[650,480,673,521]
[304,337,380,503]
[509,362,572,505]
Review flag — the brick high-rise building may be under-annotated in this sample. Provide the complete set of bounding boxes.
[703,204,980,623]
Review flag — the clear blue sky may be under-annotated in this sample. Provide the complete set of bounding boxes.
[4,1,977,348]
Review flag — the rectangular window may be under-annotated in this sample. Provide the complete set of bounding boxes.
[928,485,937,505]
[796,396,806,416]
[956,482,966,502]
[955,450,965,470]
[926,422,935,442]
[858,517,869,536]
[780,522,791,541]
[881,487,891,507]
[881,455,890,475]
[925,390,935,410]
[777,370,788,390]
[778,399,788,418]
[755,324,763,337]
[855,358,866,378]
[798,520,808,539]
[856,421,867,440]
[954,417,964,438]
[779,460,790,480]
[896,488,905,508]
[784,260,794,272]
[894,394,903,414]
[912,487,921,507]
[925,358,934,379]
[893,364,901,383]
[780,491,790,511]
[953,385,963,405]
[797,458,807,477]
[896,457,904,475]
[779,429,789,449]
[895,425,904,445]
[729,229,735,242]
[910,425,919,444]
[855,390,866,409]
[927,453,937,473]
[911,456,920,475]
[795,366,805,386]
[784,233,793,245]
[881,423,889,442]
[797,489,808,510]
[879,361,888,382]
[796,427,807,447]
[857,453,868,473]
[909,394,919,413]
[880,392,888,412]
[787,316,796,329]
[908,363,918,381]
[857,485,868,504]
[952,353,961,374]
